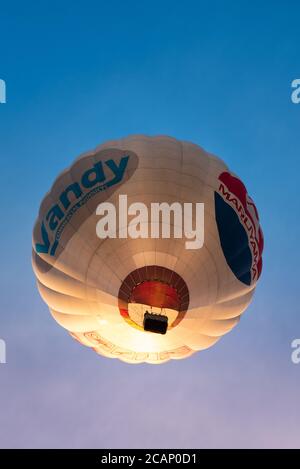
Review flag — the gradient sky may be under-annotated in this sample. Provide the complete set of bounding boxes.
[0,0,300,449]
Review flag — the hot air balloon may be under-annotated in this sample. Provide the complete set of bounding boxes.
[32,135,263,364]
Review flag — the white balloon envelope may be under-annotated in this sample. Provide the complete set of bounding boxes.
[32,135,264,364]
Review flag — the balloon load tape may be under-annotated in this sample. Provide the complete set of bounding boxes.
[143,311,168,335]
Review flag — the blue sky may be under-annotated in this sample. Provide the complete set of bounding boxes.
[0,0,300,448]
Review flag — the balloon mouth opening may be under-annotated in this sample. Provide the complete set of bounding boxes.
[130,280,181,310]
[118,265,189,332]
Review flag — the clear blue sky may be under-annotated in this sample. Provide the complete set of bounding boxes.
[0,0,300,448]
